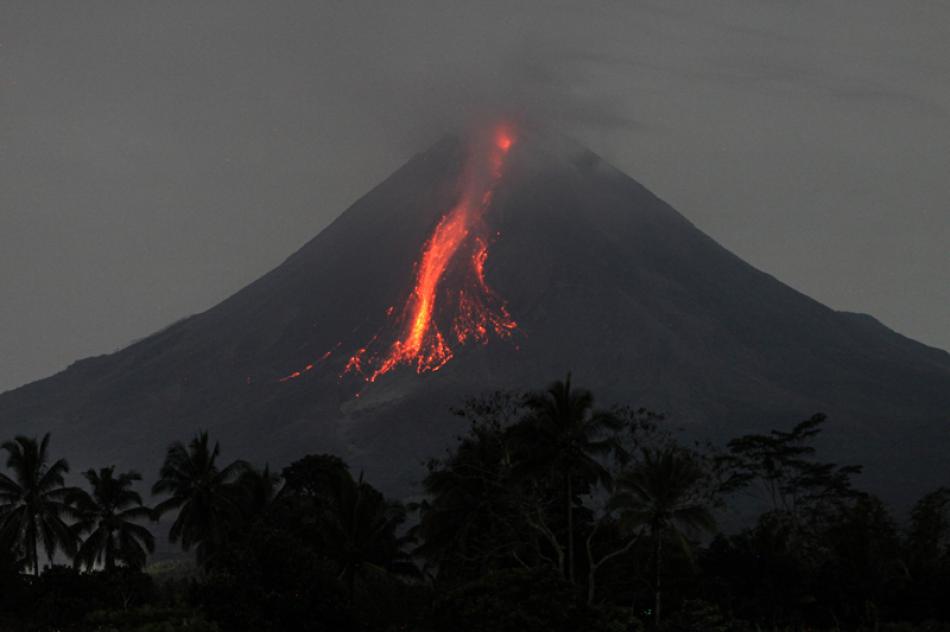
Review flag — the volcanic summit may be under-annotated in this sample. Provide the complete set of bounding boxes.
[1,125,948,502]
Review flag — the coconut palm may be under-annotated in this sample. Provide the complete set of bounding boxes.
[511,373,623,583]
[151,432,246,566]
[0,433,79,574]
[612,447,715,627]
[71,466,154,571]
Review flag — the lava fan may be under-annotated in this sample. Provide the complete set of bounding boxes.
[284,126,519,386]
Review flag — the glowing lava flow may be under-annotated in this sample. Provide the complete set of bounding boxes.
[281,126,518,386]
[345,126,517,383]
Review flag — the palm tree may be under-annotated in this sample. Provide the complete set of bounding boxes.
[151,432,246,566]
[0,433,79,574]
[512,373,623,583]
[320,467,409,599]
[612,447,715,627]
[71,467,154,571]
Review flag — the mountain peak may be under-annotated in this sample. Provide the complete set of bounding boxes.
[1,129,948,504]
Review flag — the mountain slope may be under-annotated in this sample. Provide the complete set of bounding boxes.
[1,128,948,501]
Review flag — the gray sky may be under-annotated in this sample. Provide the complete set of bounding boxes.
[2,1,948,393]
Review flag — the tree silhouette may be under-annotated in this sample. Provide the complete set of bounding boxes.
[908,487,950,567]
[612,447,715,627]
[319,467,409,599]
[818,493,903,624]
[152,432,246,566]
[281,453,348,502]
[71,466,154,571]
[232,464,284,528]
[0,433,79,574]
[415,414,527,579]
[905,487,950,620]
[721,414,861,518]
[511,373,623,584]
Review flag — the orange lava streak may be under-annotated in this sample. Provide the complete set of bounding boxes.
[404,210,470,358]
[278,125,518,387]
[472,238,490,288]
[279,345,338,382]
[351,125,517,383]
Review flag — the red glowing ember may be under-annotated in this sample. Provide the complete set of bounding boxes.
[281,125,518,385]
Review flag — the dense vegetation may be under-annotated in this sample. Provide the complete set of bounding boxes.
[1,375,948,631]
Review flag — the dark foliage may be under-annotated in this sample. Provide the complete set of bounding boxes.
[151,432,248,567]
[0,565,155,630]
[0,433,80,574]
[71,466,155,571]
[197,527,356,632]
[430,567,633,632]
[2,382,949,631]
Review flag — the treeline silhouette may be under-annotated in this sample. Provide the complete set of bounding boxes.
[1,375,948,631]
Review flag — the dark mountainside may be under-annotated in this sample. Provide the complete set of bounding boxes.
[1,129,948,503]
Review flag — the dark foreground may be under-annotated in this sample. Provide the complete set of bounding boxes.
[2,377,949,631]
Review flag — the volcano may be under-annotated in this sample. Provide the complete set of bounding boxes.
[1,125,948,502]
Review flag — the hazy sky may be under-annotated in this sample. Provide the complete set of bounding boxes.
[2,1,948,393]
